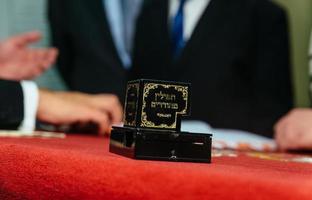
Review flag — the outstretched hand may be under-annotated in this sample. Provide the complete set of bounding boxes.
[0,31,58,80]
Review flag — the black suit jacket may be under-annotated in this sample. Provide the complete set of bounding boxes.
[0,80,24,129]
[131,0,293,137]
[48,0,127,99]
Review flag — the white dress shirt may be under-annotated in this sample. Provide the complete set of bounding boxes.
[18,81,39,131]
[169,0,211,42]
[104,0,143,69]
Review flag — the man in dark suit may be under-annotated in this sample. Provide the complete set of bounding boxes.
[48,0,142,100]
[131,0,293,137]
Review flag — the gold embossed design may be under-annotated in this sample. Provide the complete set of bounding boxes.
[141,83,188,129]
[124,83,140,126]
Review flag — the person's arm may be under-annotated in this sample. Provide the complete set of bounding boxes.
[249,1,293,137]
[0,79,123,134]
[0,80,24,129]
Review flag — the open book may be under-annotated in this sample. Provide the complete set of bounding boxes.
[0,130,65,139]
[181,121,277,152]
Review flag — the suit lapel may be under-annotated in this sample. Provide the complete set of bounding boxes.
[176,0,227,66]
[85,0,123,69]
[149,0,173,70]
[157,0,178,66]
[160,0,173,62]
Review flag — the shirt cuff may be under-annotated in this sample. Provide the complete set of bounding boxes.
[18,81,39,131]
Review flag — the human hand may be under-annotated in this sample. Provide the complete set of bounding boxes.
[0,31,58,80]
[37,90,123,135]
[274,108,312,151]
[54,91,123,124]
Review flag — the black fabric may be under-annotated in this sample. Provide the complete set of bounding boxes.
[0,80,24,129]
[131,0,293,137]
[48,0,127,100]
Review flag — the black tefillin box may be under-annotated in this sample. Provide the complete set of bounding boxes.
[109,79,212,163]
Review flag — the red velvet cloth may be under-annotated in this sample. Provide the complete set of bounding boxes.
[0,134,312,200]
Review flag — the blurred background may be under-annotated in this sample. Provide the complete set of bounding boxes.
[274,0,312,107]
[0,0,66,90]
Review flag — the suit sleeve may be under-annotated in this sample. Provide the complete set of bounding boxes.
[0,80,24,129]
[250,0,293,136]
[48,0,73,87]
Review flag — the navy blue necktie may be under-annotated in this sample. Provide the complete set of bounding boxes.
[172,0,186,57]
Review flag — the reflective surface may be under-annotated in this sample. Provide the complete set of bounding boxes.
[109,126,212,163]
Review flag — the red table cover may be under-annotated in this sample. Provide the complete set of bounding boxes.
[0,134,312,200]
